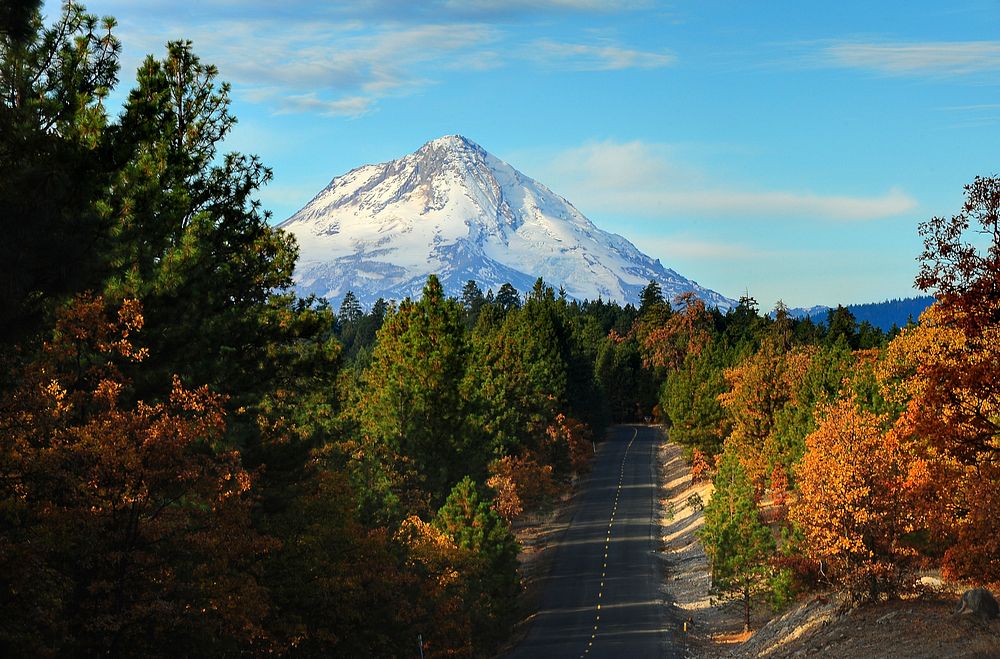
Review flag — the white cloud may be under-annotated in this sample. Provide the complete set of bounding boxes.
[825,41,1000,76]
[635,236,763,260]
[274,93,375,118]
[530,39,675,70]
[537,140,917,221]
[111,17,499,116]
[440,0,653,15]
[51,0,669,117]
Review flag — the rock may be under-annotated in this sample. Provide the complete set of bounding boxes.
[954,588,1000,619]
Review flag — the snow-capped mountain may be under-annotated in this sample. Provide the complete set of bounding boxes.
[279,135,734,310]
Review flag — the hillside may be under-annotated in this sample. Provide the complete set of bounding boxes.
[657,439,1000,658]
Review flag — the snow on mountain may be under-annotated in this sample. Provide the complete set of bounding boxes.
[279,135,734,310]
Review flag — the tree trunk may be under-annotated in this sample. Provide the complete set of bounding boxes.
[744,586,751,633]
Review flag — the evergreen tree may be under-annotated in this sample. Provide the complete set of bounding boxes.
[494,282,521,314]
[824,305,858,349]
[338,290,363,325]
[0,1,120,346]
[434,477,521,650]
[660,341,732,455]
[357,275,480,521]
[465,295,566,459]
[639,279,664,313]
[460,279,485,328]
[700,449,775,632]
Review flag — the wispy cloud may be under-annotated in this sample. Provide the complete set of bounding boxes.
[114,18,499,117]
[77,0,668,117]
[273,93,376,117]
[439,0,653,16]
[824,40,1000,76]
[538,140,916,221]
[637,236,764,260]
[530,39,675,70]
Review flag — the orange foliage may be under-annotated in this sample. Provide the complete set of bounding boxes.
[486,452,557,522]
[639,292,712,370]
[718,346,813,489]
[0,296,271,652]
[395,516,475,656]
[769,464,789,508]
[880,301,1000,586]
[690,448,713,484]
[790,398,918,603]
[545,414,593,476]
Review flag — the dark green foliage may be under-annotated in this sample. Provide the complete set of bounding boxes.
[494,282,522,313]
[824,305,858,348]
[260,468,410,657]
[639,280,665,313]
[0,1,120,346]
[465,284,567,458]
[338,291,363,325]
[596,335,658,422]
[357,276,482,520]
[434,477,521,649]
[660,341,732,455]
[461,279,486,327]
[700,449,776,632]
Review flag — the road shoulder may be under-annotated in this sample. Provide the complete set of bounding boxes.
[656,435,754,656]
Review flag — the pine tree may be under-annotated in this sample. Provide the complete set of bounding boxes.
[700,449,775,632]
[357,275,480,520]
[338,290,363,325]
[0,1,120,346]
[639,279,664,314]
[434,477,521,650]
[494,282,521,314]
[460,279,485,327]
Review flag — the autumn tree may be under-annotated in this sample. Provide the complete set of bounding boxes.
[718,345,812,489]
[0,295,271,655]
[700,448,775,632]
[790,397,917,604]
[639,291,711,371]
[916,175,1000,328]
[767,342,854,485]
[486,453,557,522]
[871,176,1000,587]
[880,302,1000,586]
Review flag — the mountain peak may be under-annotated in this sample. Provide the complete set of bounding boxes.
[413,134,490,174]
[280,137,734,311]
[423,134,478,150]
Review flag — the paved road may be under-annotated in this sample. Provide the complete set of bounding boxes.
[505,424,679,659]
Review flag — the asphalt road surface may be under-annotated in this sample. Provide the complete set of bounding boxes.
[505,424,680,659]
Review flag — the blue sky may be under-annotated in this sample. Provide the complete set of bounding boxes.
[45,1,1000,309]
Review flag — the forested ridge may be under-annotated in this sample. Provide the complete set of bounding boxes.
[2,4,999,657]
